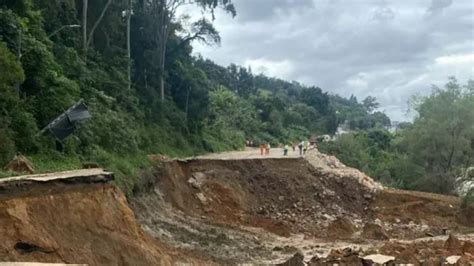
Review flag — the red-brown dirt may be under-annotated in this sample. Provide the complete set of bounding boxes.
[0,182,208,265]
[154,158,376,237]
[151,157,471,242]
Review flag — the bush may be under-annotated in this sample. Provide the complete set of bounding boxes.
[462,188,474,209]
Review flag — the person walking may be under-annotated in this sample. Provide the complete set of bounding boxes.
[260,144,265,156]
[298,141,304,156]
[266,143,271,155]
[283,144,289,156]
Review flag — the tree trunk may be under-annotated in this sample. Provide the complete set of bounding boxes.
[126,0,132,91]
[82,0,88,58]
[158,0,166,102]
[82,0,112,59]
[185,86,191,134]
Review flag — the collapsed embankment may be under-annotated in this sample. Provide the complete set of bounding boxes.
[0,172,192,265]
[1,151,472,265]
[130,151,474,263]
[141,157,375,237]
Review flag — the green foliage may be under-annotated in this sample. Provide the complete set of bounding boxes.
[322,79,474,194]
[0,120,15,166]
[0,1,394,194]
[462,188,474,209]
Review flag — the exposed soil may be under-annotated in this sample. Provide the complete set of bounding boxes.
[129,149,474,263]
[151,157,375,238]
[0,181,208,265]
[1,148,473,265]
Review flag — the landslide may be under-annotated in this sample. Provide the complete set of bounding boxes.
[138,157,376,238]
[0,182,177,265]
[134,149,471,245]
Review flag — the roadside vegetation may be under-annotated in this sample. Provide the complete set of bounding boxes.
[320,78,474,194]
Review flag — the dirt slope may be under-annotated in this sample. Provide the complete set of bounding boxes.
[0,180,175,265]
[131,149,474,263]
[148,157,376,237]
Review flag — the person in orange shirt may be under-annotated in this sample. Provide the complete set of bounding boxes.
[260,144,266,155]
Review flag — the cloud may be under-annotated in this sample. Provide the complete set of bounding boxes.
[244,58,295,78]
[191,0,474,121]
[372,6,396,21]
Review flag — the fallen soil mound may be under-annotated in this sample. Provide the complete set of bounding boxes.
[149,157,376,237]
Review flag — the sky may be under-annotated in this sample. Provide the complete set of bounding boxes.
[188,0,474,121]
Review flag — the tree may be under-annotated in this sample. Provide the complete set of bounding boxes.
[362,96,379,113]
[402,78,474,193]
[82,0,113,58]
[143,0,235,102]
[126,0,133,91]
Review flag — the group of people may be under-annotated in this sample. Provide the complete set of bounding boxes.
[286,141,311,156]
[257,140,312,157]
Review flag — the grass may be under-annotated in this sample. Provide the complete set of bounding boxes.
[0,134,237,197]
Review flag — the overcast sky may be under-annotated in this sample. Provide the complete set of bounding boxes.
[189,0,474,121]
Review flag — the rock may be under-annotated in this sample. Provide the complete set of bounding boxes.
[196,193,208,204]
[362,254,395,264]
[273,246,283,251]
[188,177,200,189]
[361,223,390,240]
[444,234,463,253]
[326,217,356,239]
[445,255,461,264]
[278,196,285,201]
[256,207,267,215]
[188,172,206,189]
[4,154,34,174]
[363,193,372,200]
[277,252,304,266]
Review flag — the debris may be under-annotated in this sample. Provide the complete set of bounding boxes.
[277,252,304,266]
[361,223,390,240]
[4,154,34,174]
[196,193,208,204]
[445,255,461,264]
[327,217,355,239]
[362,254,395,264]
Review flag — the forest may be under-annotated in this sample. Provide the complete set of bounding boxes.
[0,0,472,198]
